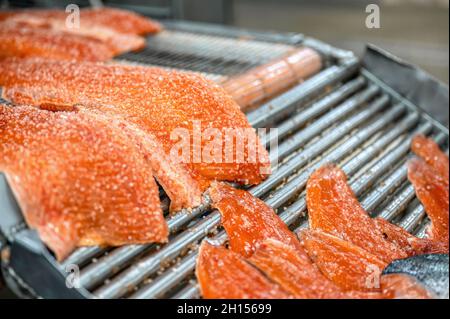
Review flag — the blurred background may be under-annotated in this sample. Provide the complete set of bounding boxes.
[1,0,448,84]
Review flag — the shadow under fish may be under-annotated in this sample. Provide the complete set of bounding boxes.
[383,254,449,299]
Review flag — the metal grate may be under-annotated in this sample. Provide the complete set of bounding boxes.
[59,67,448,299]
[116,23,302,82]
[0,22,448,299]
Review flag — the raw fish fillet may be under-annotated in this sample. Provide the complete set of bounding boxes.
[3,13,145,55]
[209,182,301,257]
[208,182,431,299]
[300,229,386,292]
[411,134,449,179]
[209,183,368,298]
[384,254,449,299]
[408,158,449,248]
[0,105,168,260]
[306,164,407,263]
[300,230,434,298]
[0,7,161,35]
[248,238,374,299]
[196,241,291,299]
[380,274,435,299]
[0,58,270,212]
[0,22,114,61]
[373,217,448,255]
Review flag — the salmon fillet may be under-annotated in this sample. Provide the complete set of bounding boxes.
[411,134,449,179]
[0,22,115,61]
[0,7,161,35]
[209,182,301,257]
[300,230,434,298]
[209,183,365,298]
[196,241,291,299]
[306,164,408,263]
[380,274,435,299]
[408,158,449,249]
[300,229,387,292]
[0,105,168,261]
[207,182,430,298]
[2,13,145,55]
[373,217,448,255]
[248,238,375,299]
[0,59,270,212]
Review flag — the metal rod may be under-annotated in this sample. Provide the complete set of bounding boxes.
[261,76,366,147]
[275,86,381,160]
[377,133,448,221]
[265,104,405,210]
[398,204,426,232]
[171,282,200,299]
[256,94,388,199]
[247,60,359,128]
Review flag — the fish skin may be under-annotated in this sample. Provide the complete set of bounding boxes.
[408,158,449,248]
[383,254,449,299]
[196,241,292,299]
[209,182,302,258]
[306,164,407,263]
[0,105,168,260]
[0,59,270,212]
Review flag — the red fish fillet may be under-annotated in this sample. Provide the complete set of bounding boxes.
[209,182,301,257]
[0,58,270,212]
[208,182,430,299]
[300,230,434,298]
[411,134,449,179]
[0,22,115,61]
[0,105,168,260]
[300,229,387,292]
[373,217,448,255]
[306,164,408,263]
[2,13,145,55]
[0,7,161,35]
[196,241,291,299]
[209,182,367,299]
[408,158,449,249]
[248,238,375,299]
[380,274,435,299]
